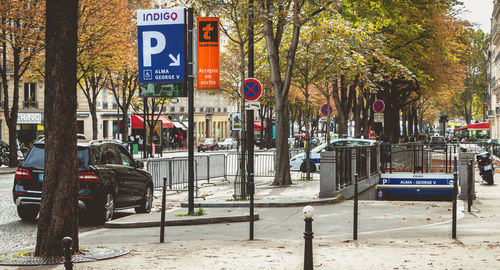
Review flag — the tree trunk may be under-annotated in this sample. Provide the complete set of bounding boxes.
[36,0,79,257]
[273,96,291,185]
[90,103,98,139]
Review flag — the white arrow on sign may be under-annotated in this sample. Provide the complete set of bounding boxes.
[169,53,180,66]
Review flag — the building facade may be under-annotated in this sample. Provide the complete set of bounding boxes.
[0,73,235,147]
[489,1,500,139]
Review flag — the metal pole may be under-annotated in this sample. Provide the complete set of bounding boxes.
[354,173,358,240]
[160,176,167,243]
[452,172,457,239]
[61,237,73,270]
[303,218,314,270]
[247,0,255,241]
[187,8,195,214]
[468,160,473,212]
[143,98,147,159]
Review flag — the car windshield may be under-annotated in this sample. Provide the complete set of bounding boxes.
[202,139,214,143]
[432,137,444,142]
[21,145,90,170]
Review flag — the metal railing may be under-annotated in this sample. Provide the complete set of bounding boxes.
[388,143,458,173]
[226,152,276,178]
[147,158,199,195]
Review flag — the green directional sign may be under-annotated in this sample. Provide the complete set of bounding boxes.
[139,83,186,98]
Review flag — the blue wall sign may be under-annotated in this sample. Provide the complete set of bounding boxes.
[137,8,185,83]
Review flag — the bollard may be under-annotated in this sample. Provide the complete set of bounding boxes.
[247,173,255,240]
[452,172,457,239]
[303,206,314,270]
[353,173,358,241]
[467,160,473,212]
[61,237,73,270]
[160,176,167,243]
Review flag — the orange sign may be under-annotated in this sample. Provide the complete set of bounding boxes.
[197,17,220,89]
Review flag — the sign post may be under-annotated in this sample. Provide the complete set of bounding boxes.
[372,99,385,135]
[137,8,194,213]
[320,104,333,117]
[244,77,261,241]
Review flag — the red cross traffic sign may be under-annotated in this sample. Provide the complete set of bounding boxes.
[373,100,385,113]
[320,104,333,117]
[243,78,262,101]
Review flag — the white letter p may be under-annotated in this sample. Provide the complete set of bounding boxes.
[142,31,166,67]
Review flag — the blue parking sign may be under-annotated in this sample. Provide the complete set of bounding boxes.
[137,8,185,83]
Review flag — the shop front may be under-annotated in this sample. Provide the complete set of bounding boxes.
[17,112,43,147]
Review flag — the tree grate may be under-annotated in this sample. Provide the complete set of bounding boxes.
[0,247,129,266]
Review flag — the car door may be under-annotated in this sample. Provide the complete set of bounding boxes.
[116,144,146,204]
[98,144,128,208]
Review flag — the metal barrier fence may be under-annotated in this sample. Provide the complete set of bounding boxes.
[147,158,198,195]
[226,152,276,178]
[389,143,458,173]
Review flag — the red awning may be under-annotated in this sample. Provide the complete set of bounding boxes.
[467,122,489,130]
[254,121,266,131]
[453,125,467,132]
[131,114,174,129]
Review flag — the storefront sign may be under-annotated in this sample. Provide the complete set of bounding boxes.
[17,113,42,124]
[197,17,220,89]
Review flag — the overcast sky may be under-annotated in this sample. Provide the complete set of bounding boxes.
[459,0,493,33]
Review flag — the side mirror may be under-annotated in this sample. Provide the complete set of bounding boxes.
[136,160,144,169]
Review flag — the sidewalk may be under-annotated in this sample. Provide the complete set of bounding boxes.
[10,171,500,269]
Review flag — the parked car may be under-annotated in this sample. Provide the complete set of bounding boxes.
[429,136,446,150]
[309,137,321,147]
[197,138,218,152]
[12,140,153,224]
[218,138,236,149]
[290,138,377,172]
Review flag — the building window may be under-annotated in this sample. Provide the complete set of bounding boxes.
[170,107,175,112]
[103,120,108,139]
[199,107,204,112]
[180,106,185,112]
[112,96,118,109]
[224,107,227,112]
[218,107,221,113]
[77,120,84,134]
[102,90,108,109]
[24,83,38,108]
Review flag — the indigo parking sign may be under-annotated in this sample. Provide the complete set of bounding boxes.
[137,8,185,83]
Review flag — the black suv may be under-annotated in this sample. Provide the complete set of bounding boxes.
[12,140,153,223]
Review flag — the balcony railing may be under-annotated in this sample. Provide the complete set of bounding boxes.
[23,101,38,109]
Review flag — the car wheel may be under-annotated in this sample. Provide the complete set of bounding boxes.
[135,185,153,213]
[300,160,317,173]
[197,148,200,152]
[17,205,39,222]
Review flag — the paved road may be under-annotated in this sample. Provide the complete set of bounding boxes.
[80,200,462,246]
[0,173,111,254]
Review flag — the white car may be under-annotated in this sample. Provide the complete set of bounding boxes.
[289,138,377,172]
[218,138,237,149]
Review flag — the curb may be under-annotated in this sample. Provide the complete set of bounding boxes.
[105,214,259,228]
[0,169,15,175]
[179,196,341,208]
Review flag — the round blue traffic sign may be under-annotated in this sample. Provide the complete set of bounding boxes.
[320,104,333,117]
[373,100,385,113]
[243,78,262,101]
